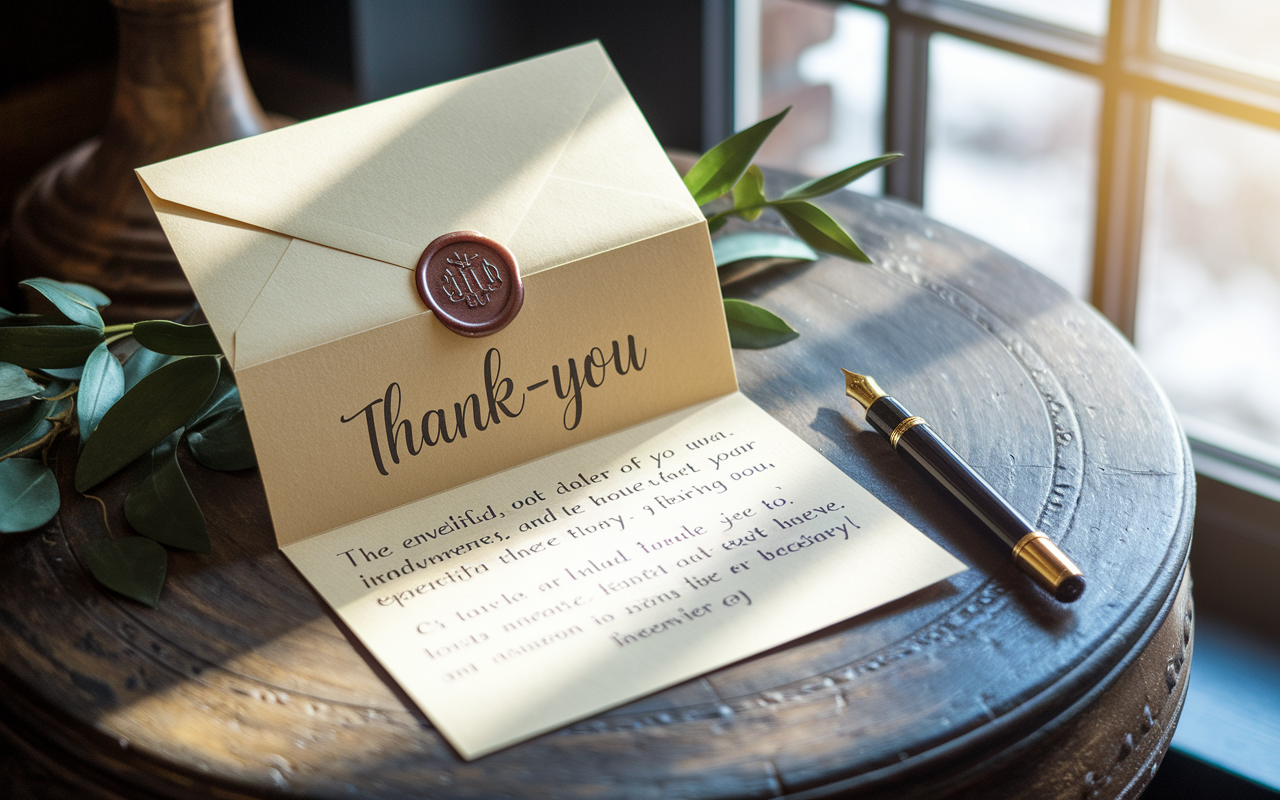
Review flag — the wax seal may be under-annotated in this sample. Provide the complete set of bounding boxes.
[415,231,523,336]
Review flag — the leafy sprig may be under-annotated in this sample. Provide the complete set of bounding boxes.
[0,278,253,607]
[684,107,900,348]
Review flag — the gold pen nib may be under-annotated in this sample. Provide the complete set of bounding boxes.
[842,369,887,412]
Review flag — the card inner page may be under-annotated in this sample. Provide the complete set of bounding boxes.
[283,391,967,759]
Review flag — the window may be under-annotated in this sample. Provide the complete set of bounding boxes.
[716,0,1280,789]
[729,0,1280,468]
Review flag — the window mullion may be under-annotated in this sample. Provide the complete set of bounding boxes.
[702,0,737,149]
[1090,0,1157,339]
[884,2,930,205]
[1092,89,1150,339]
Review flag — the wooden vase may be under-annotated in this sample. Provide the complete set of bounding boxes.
[7,0,270,323]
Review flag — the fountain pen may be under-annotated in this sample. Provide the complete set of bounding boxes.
[842,369,1085,602]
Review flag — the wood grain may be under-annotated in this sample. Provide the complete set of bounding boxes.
[0,174,1194,798]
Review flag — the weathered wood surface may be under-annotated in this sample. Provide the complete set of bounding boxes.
[0,176,1194,798]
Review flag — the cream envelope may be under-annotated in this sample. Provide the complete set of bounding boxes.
[137,43,739,546]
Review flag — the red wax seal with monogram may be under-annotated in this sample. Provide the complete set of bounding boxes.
[415,231,524,337]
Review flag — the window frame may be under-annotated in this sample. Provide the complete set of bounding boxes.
[705,0,1280,786]
[705,0,1280,516]
[857,0,1280,502]
[865,0,1280,338]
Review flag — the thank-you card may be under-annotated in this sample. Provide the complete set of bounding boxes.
[138,43,964,759]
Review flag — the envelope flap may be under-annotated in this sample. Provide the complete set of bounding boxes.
[509,67,704,276]
[137,44,613,270]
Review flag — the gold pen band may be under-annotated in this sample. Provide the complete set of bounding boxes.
[1012,531,1085,601]
[889,416,926,449]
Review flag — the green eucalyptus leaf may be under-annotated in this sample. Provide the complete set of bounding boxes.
[775,200,871,262]
[77,343,125,442]
[187,359,239,426]
[0,325,104,369]
[0,399,53,456]
[132,320,222,356]
[723,298,800,349]
[187,408,255,471]
[37,377,70,400]
[122,345,177,392]
[712,231,818,268]
[0,313,51,326]
[19,278,104,330]
[683,107,790,206]
[0,307,14,320]
[125,430,210,552]
[41,366,84,381]
[781,153,902,201]
[59,282,111,309]
[76,355,220,492]
[79,537,167,608]
[1,379,74,457]
[10,420,52,456]
[707,215,729,234]
[0,458,60,533]
[731,164,767,221]
[0,362,41,401]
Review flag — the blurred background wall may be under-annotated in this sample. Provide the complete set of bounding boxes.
[0,0,706,251]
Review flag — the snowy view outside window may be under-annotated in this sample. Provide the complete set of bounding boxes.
[753,0,1280,454]
[963,0,1108,36]
[1141,0,1280,452]
[924,35,1098,300]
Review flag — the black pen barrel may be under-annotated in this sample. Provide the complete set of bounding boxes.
[861,391,1085,602]
[865,396,1030,549]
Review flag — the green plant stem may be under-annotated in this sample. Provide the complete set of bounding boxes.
[706,198,808,227]
[83,493,113,536]
[102,323,135,335]
[706,207,759,227]
[49,398,76,423]
[1,411,72,462]
[104,332,133,347]
[43,385,78,402]
[1,433,53,461]
[0,395,78,462]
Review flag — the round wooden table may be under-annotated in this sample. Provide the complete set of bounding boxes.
[0,175,1194,799]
